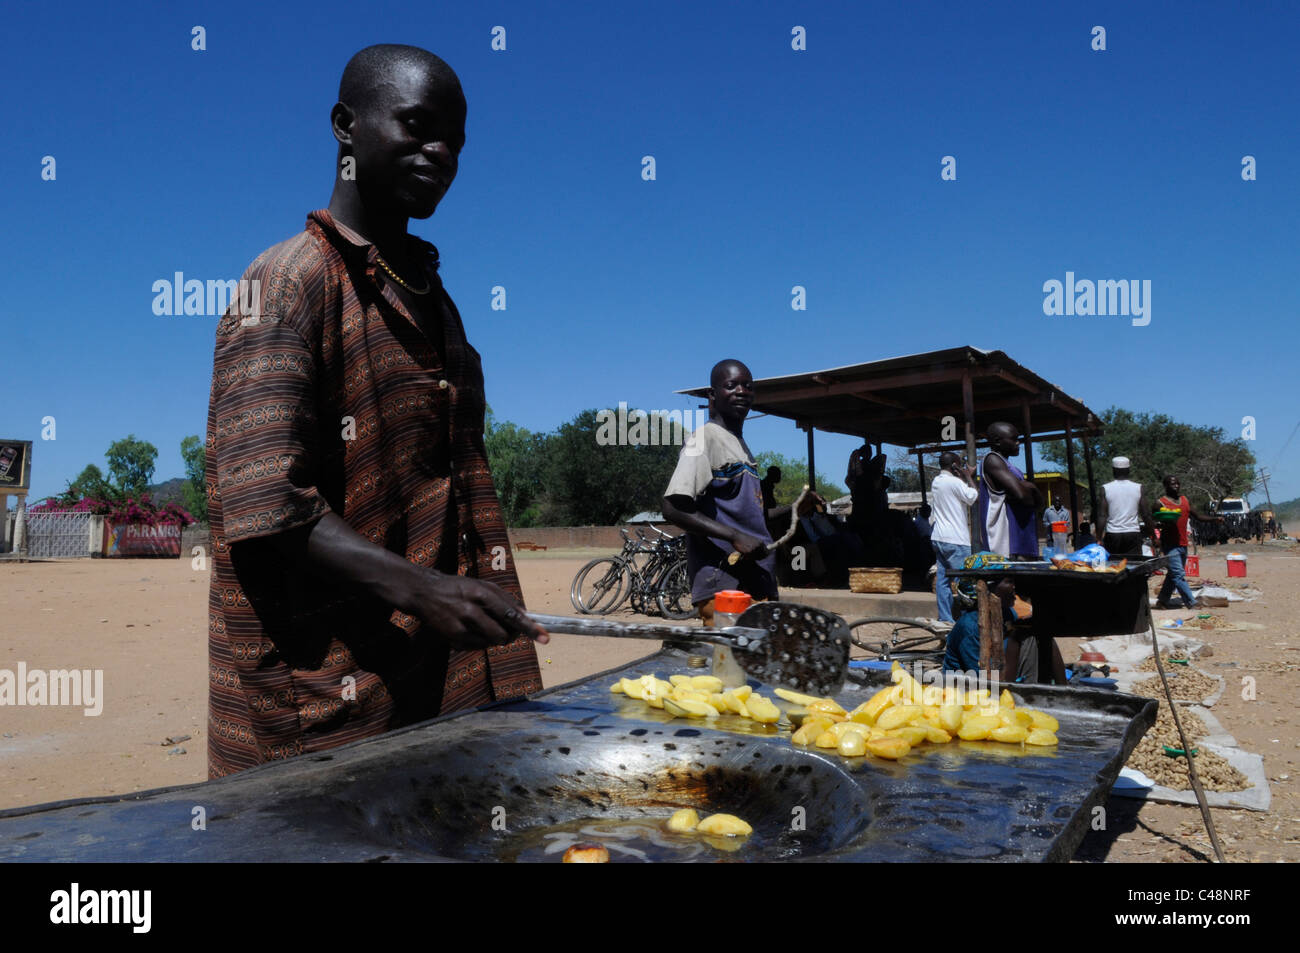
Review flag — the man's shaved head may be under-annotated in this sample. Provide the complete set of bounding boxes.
[939,451,960,469]
[339,44,463,114]
[987,421,1018,441]
[710,359,751,389]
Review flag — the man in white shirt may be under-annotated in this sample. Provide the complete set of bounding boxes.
[1096,456,1151,557]
[929,451,980,623]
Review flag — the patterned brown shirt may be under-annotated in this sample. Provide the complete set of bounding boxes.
[205,209,541,779]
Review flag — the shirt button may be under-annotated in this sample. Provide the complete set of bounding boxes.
[438,379,449,390]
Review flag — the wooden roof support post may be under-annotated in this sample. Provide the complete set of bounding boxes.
[805,425,816,491]
[1083,434,1099,523]
[977,579,1005,676]
[1020,400,1036,488]
[917,452,927,504]
[1064,417,1081,537]
[962,371,979,548]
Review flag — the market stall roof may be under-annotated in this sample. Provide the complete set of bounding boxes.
[675,346,1100,449]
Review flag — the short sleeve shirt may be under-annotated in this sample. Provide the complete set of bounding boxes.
[205,210,541,778]
[1158,495,1191,549]
[664,422,777,603]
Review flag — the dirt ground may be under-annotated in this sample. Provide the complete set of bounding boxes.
[1,540,1295,863]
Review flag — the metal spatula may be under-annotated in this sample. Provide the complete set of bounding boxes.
[528,601,851,696]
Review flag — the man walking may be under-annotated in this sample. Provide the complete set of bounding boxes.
[1154,475,1222,608]
[1096,456,1150,557]
[929,451,979,623]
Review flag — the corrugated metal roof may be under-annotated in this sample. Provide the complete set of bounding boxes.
[675,346,1099,447]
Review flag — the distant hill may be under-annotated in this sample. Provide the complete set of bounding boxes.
[1272,496,1300,527]
[145,477,188,506]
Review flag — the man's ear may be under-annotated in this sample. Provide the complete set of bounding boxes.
[331,102,356,147]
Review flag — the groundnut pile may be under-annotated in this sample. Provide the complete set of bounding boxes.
[1124,704,1248,792]
[1131,666,1220,702]
[1136,651,1193,673]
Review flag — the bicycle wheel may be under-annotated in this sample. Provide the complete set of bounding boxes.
[847,618,947,664]
[656,560,696,620]
[627,570,652,615]
[570,558,628,614]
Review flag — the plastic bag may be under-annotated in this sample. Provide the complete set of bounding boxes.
[1064,543,1110,569]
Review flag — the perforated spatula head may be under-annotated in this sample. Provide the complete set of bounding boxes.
[731,602,851,696]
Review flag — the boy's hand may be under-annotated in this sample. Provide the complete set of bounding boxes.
[796,492,825,517]
[730,532,767,558]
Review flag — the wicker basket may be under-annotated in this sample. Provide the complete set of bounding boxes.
[848,567,903,594]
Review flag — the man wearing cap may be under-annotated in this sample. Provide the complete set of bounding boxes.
[1095,457,1151,557]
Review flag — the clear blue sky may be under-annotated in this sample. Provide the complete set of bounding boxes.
[3,0,1297,504]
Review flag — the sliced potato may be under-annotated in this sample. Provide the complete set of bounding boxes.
[925,726,953,744]
[806,698,848,719]
[957,714,1000,740]
[829,721,869,741]
[814,730,838,748]
[837,732,868,757]
[663,697,719,719]
[990,725,1029,744]
[1025,729,1059,746]
[865,736,911,760]
[690,675,724,693]
[669,675,692,687]
[620,677,645,700]
[696,813,753,837]
[886,724,929,746]
[876,705,922,731]
[746,695,781,723]
[853,686,895,725]
[1022,709,1060,732]
[998,708,1032,728]
[732,685,753,702]
[1000,688,1016,709]
[666,808,699,832]
[609,681,625,694]
[791,718,834,745]
[775,687,827,707]
[939,703,964,733]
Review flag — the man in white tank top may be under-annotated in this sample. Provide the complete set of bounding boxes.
[1096,456,1151,557]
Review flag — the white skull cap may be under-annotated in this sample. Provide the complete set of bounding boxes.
[1112,456,1130,468]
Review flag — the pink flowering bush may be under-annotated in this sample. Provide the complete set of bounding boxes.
[28,493,194,527]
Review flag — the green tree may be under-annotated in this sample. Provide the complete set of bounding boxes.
[484,407,544,527]
[180,435,208,524]
[69,463,113,501]
[537,408,681,525]
[1039,408,1255,510]
[105,434,158,497]
[753,451,847,503]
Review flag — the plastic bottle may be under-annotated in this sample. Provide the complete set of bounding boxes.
[711,589,753,688]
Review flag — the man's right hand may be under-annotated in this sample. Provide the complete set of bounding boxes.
[406,572,550,649]
[730,531,767,559]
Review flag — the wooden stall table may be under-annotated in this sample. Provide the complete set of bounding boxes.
[950,556,1168,682]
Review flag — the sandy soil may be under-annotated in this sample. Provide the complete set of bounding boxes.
[1,541,1296,863]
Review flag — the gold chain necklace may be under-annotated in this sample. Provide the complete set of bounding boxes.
[374,253,430,295]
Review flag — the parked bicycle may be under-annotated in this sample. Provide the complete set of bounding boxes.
[570,525,693,619]
[847,616,949,668]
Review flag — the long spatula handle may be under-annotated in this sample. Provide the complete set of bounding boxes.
[526,613,766,647]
